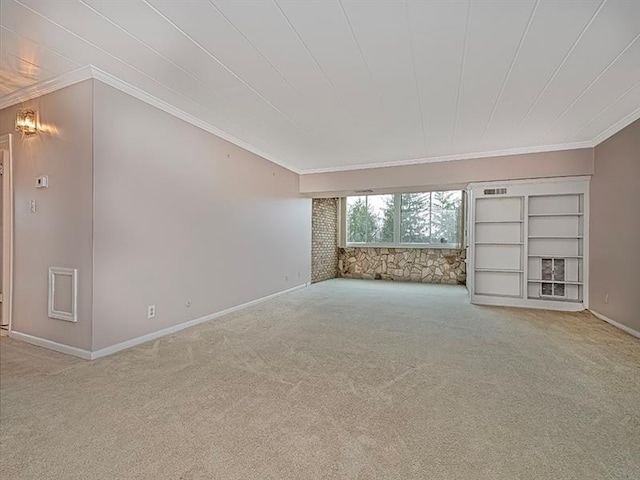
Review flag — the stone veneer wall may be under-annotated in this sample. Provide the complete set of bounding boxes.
[311,198,339,283]
[339,247,466,285]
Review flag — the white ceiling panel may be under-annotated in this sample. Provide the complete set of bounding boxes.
[19,0,318,151]
[1,26,81,74]
[568,81,640,143]
[340,0,426,161]
[453,0,536,153]
[407,0,469,157]
[510,0,640,145]
[479,0,602,151]
[539,37,640,144]
[1,0,639,172]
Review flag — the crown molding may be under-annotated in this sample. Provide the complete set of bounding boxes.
[297,141,595,174]
[0,65,94,110]
[0,65,301,174]
[1,65,637,176]
[86,66,301,174]
[588,106,640,148]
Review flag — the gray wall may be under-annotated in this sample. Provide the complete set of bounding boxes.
[91,81,311,350]
[590,119,640,334]
[0,81,94,350]
[300,148,594,196]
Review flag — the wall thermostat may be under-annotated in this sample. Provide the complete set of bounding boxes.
[36,175,48,188]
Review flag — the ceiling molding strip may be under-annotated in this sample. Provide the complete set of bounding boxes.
[298,141,595,175]
[0,65,93,109]
[0,64,302,174]
[588,106,640,147]
[1,65,637,176]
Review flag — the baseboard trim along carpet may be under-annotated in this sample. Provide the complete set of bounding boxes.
[8,331,93,359]
[10,283,310,360]
[590,309,640,339]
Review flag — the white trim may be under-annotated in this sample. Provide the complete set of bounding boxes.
[0,66,94,110]
[468,175,592,189]
[589,309,640,339]
[0,135,13,330]
[90,283,310,360]
[8,283,309,360]
[299,141,595,174]
[588,106,640,147]
[48,267,78,323]
[0,65,300,174]
[471,295,586,312]
[1,65,636,176]
[87,67,300,174]
[8,331,92,360]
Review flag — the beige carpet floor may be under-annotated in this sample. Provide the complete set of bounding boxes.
[1,279,639,479]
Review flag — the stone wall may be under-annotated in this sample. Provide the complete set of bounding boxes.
[339,247,466,285]
[311,198,339,283]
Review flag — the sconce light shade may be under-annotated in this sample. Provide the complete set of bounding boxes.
[16,109,37,135]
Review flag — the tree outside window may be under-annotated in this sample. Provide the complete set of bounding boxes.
[346,191,462,247]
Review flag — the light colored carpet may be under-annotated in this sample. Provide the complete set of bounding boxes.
[1,279,639,479]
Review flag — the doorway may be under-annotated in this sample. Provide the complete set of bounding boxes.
[0,134,14,332]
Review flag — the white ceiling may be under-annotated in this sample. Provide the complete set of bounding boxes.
[1,0,639,173]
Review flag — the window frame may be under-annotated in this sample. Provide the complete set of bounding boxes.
[344,190,465,249]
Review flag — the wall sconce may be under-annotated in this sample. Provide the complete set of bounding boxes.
[15,109,38,136]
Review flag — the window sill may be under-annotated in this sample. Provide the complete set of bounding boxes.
[344,244,463,250]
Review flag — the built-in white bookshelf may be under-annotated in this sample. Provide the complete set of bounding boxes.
[467,177,589,312]
[527,193,584,304]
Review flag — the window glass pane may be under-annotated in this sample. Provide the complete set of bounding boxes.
[345,190,462,246]
[378,195,395,243]
[346,194,393,243]
[431,191,462,245]
[400,193,431,243]
[541,258,553,280]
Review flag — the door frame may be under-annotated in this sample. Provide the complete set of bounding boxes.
[0,134,14,330]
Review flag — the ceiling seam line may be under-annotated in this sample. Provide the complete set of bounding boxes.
[76,0,262,142]
[10,0,285,155]
[535,33,640,143]
[206,0,320,117]
[337,0,389,126]
[141,0,317,141]
[4,50,56,74]
[477,0,540,148]
[1,25,83,67]
[449,0,472,153]
[506,0,608,142]
[405,0,429,156]
[75,3,235,108]
[568,79,640,142]
[271,0,363,129]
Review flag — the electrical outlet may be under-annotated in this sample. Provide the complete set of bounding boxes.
[147,305,156,319]
[605,294,609,304]
[185,299,192,308]
[29,199,37,213]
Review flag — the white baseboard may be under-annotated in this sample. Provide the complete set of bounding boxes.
[90,283,310,360]
[8,331,92,360]
[8,283,309,360]
[589,309,640,339]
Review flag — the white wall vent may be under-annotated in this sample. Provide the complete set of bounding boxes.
[483,188,508,195]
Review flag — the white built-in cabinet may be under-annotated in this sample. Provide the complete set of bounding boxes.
[467,176,589,312]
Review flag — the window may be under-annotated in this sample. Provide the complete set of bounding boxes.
[345,190,463,247]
